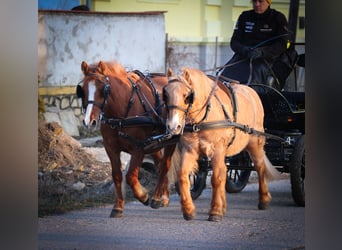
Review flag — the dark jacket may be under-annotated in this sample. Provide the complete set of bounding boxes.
[231,7,288,60]
[220,7,291,89]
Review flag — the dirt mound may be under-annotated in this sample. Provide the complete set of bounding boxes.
[38,121,159,217]
[38,122,95,169]
[38,121,113,216]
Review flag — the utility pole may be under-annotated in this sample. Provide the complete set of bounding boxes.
[288,0,300,43]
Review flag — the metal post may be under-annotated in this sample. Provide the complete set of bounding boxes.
[288,0,299,43]
[86,0,91,10]
[214,36,218,74]
[165,33,169,73]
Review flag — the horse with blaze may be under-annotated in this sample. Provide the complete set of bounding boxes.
[76,60,176,217]
[163,68,279,222]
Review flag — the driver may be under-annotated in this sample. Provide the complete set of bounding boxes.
[219,0,290,89]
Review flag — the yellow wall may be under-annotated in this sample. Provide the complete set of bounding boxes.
[91,0,305,43]
[92,0,202,41]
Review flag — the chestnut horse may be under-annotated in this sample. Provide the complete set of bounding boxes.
[163,68,279,222]
[76,60,176,217]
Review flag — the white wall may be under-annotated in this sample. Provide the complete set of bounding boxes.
[38,11,166,86]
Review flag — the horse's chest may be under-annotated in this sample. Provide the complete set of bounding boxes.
[182,130,232,157]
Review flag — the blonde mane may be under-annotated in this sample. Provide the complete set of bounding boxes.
[98,61,128,77]
[180,68,217,111]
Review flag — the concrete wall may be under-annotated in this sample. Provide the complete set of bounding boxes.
[38,10,166,87]
[38,10,166,136]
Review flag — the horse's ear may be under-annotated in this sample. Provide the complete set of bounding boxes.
[183,68,191,83]
[97,61,106,74]
[167,68,174,77]
[81,61,88,74]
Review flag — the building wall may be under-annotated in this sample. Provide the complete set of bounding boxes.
[38,10,167,135]
[90,0,305,77]
[90,0,305,43]
[38,10,166,87]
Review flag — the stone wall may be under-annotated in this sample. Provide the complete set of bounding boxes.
[40,88,84,137]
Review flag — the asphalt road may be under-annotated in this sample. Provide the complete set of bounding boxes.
[38,178,304,250]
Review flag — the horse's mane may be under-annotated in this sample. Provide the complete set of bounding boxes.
[100,61,128,78]
[180,67,215,103]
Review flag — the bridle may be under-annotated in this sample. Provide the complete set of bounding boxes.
[76,73,111,114]
[163,77,195,115]
[163,75,218,125]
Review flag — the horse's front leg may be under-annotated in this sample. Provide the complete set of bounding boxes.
[178,151,197,220]
[126,152,150,206]
[151,145,176,209]
[107,153,125,218]
[208,147,227,222]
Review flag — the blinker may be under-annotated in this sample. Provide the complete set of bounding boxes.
[185,90,194,104]
[76,85,85,98]
[162,88,168,104]
[103,83,111,99]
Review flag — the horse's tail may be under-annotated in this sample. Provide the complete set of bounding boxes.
[264,153,282,181]
[167,144,181,185]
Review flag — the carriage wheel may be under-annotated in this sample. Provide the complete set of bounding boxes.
[290,135,305,206]
[225,169,251,193]
[175,170,207,200]
[141,161,156,174]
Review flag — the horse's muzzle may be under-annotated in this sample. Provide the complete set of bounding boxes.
[82,119,97,131]
[166,121,184,136]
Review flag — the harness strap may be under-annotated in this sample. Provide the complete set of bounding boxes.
[127,77,149,116]
[117,131,145,149]
[118,131,179,151]
[184,120,284,142]
[125,78,137,117]
[222,81,237,147]
[133,70,162,116]
[102,115,163,129]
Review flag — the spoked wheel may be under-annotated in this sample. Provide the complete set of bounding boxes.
[175,170,208,200]
[225,169,251,193]
[290,135,305,206]
[225,151,253,193]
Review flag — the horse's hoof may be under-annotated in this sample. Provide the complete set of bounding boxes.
[151,199,162,209]
[183,213,195,221]
[258,202,270,210]
[141,196,150,206]
[161,200,170,207]
[110,209,123,218]
[208,214,223,222]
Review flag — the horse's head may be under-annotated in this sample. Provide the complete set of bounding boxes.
[76,61,112,131]
[163,67,216,135]
[162,68,197,135]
